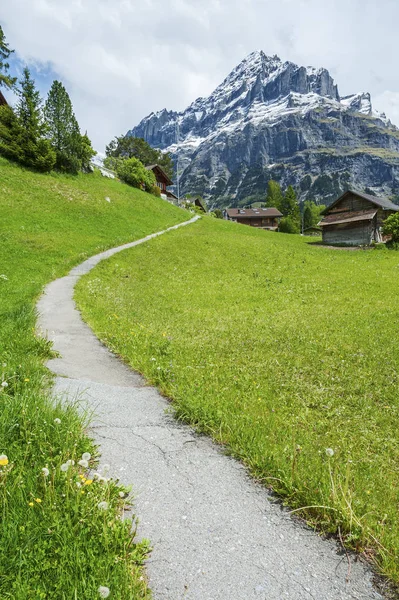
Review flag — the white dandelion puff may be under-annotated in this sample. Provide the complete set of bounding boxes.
[325,448,334,457]
[1,381,8,388]
[82,452,91,461]
[60,463,69,472]
[54,418,61,425]
[78,459,89,468]
[98,586,110,598]
[98,501,109,510]
[42,467,50,477]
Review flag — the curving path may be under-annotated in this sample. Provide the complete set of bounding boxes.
[37,216,384,600]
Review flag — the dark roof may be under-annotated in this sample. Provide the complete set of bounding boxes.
[321,189,399,215]
[0,90,8,106]
[166,190,178,200]
[145,164,173,186]
[319,209,377,227]
[226,207,283,218]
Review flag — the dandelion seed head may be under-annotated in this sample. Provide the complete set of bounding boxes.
[98,586,110,598]
[66,459,75,466]
[60,463,69,472]
[54,418,61,425]
[1,381,8,388]
[119,491,125,498]
[78,459,89,468]
[42,467,50,477]
[98,501,109,511]
[82,452,91,461]
[325,448,334,457]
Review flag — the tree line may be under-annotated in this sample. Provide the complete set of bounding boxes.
[0,26,95,173]
[265,180,325,233]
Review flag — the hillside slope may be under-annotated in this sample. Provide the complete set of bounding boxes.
[0,157,187,598]
[77,216,399,586]
[129,51,399,207]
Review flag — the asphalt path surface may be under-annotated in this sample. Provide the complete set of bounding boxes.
[37,216,384,600]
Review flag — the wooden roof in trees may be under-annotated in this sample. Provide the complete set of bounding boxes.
[319,209,377,227]
[0,91,8,106]
[145,164,173,186]
[226,207,283,218]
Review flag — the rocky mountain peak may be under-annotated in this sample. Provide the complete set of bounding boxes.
[127,50,399,207]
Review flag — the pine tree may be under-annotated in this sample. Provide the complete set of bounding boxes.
[303,204,313,229]
[265,180,283,210]
[15,68,55,171]
[44,80,95,173]
[106,135,174,179]
[281,186,300,221]
[0,25,17,90]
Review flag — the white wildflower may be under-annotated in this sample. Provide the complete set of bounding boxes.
[54,418,61,425]
[78,459,89,468]
[42,467,50,477]
[60,463,69,472]
[66,459,75,466]
[97,501,109,510]
[76,482,81,488]
[325,448,334,457]
[119,491,125,498]
[92,472,101,480]
[1,381,8,388]
[82,452,91,461]
[98,586,110,598]
[0,274,8,281]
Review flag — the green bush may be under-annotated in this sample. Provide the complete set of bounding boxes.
[279,216,300,234]
[116,157,156,192]
[383,213,399,247]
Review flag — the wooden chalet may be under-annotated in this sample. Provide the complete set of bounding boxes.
[0,91,8,106]
[225,207,283,230]
[190,196,206,212]
[319,190,399,246]
[145,164,175,201]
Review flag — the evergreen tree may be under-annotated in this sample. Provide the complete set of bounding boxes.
[303,200,325,229]
[14,68,55,171]
[265,180,283,210]
[303,203,313,230]
[44,80,95,173]
[0,25,17,90]
[106,135,174,179]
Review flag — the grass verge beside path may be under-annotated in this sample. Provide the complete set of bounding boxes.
[76,216,399,585]
[0,157,188,598]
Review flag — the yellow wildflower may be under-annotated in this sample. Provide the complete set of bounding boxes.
[24,378,30,382]
[84,479,93,486]
[28,502,34,507]
[35,498,42,503]
[0,454,9,466]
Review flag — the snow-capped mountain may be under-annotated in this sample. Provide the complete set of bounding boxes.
[128,51,399,206]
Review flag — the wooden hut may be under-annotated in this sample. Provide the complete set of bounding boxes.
[0,91,8,106]
[224,207,283,230]
[145,164,174,200]
[319,190,399,246]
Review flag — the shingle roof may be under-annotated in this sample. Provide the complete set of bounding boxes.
[145,164,173,186]
[0,90,8,106]
[226,207,283,218]
[319,209,377,227]
[321,190,399,215]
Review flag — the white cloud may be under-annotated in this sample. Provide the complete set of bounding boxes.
[2,0,399,150]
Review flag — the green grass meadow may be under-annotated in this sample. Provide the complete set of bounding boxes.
[76,216,399,583]
[0,156,187,598]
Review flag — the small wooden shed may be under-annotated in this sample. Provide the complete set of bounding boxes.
[224,207,283,230]
[319,190,399,246]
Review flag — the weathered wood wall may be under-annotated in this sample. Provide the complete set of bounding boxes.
[330,193,372,214]
[322,221,373,246]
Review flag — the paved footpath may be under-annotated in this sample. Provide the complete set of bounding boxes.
[37,216,384,600]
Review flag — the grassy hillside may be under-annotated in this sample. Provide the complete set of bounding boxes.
[0,156,188,598]
[76,216,399,584]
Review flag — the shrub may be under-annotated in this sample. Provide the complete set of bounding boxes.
[279,216,300,234]
[383,213,399,247]
[116,157,156,192]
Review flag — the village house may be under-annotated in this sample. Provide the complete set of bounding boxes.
[0,91,8,106]
[318,189,399,246]
[224,207,283,230]
[145,164,177,202]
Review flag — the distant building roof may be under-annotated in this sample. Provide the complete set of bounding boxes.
[145,164,173,186]
[319,209,377,227]
[226,207,283,218]
[321,190,399,215]
[0,90,8,106]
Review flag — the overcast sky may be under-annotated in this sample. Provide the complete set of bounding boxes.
[2,0,399,151]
